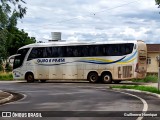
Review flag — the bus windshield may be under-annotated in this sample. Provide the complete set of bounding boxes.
[13,48,30,69]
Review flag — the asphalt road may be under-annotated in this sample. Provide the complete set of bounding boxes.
[0,81,160,120]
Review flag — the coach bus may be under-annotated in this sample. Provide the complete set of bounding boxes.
[9,40,147,83]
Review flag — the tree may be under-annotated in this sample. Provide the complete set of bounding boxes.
[155,0,160,7]
[0,0,35,72]
[7,28,36,56]
[0,0,27,59]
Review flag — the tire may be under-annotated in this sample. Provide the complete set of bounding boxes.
[40,80,46,83]
[113,80,121,84]
[101,73,112,84]
[26,73,34,83]
[87,72,99,83]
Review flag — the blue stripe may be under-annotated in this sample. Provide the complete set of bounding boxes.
[77,56,126,64]
[121,51,137,62]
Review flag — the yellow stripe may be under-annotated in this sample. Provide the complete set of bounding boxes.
[117,58,136,64]
[83,58,113,62]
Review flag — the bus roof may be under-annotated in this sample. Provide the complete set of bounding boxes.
[19,40,142,50]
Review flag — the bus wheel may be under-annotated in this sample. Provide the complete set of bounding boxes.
[87,72,99,83]
[40,80,46,83]
[113,80,121,84]
[101,73,112,84]
[26,73,34,83]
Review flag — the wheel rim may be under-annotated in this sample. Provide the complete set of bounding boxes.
[103,75,110,82]
[90,75,97,82]
[28,75,33,81]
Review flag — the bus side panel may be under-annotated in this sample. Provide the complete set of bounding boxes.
[62,65,77,79]
[77,64,84,79]
[49,66,62,79]
[36,66,49,79]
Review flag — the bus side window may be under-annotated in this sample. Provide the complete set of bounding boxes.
[57,47,64,57]
[73,46,79,57]
[89,46,94,56]
[66,46,73,57]
[108,45,114,56]
[28,48,38,60]
[51,47,58,57]
[94,45,100,56]
[43,47,52,58]
[121,44,126,55]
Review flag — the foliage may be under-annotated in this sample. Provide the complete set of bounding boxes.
[133,75,158,83]
[155,0,160,7]
[0,0,36,72]
[0,0,36,73]
[0,72,13,80]
[0,59,3,71]
[7,28,36,56]
[111,85,160,94]
[5,62,12,72]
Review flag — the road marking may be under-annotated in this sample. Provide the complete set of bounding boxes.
[115,91,148,120]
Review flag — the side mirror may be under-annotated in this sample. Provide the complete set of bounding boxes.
[8,54,21,63]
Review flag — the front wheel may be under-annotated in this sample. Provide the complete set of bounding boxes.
[87,72,99,83]
[101,73,112,84]
[26,73,34,83]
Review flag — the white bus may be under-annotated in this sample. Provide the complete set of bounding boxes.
[10,40,147,83]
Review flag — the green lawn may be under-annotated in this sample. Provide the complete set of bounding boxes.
[111,85,160,94]
[133,75,158,83]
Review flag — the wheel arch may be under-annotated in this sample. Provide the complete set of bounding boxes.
[25,71,34,80]
[101,71,112,78]
[87,71,99,83]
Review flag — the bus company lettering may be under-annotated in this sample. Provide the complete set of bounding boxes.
[37,58,65,63]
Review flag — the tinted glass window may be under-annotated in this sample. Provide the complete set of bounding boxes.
[13,48,30,69]
[28,47,44,60]
[27,43,133,60]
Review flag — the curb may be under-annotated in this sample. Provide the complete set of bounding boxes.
[112,88,160,98]
[0,91,14,104]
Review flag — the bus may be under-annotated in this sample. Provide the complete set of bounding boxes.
[9,40,147,83]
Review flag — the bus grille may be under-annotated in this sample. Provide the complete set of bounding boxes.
[123,66,132,78]
[118,66,132,78]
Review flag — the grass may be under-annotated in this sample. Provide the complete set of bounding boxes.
[133,75,158,83]
[111,85,160,94]
[0,72,13,80]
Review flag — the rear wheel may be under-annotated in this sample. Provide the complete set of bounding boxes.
[101,73,112,84]
[26,73,34,83]
[87,72,99,83]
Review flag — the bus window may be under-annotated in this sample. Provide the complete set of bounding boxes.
[13,48,29,69]
[28,47,43,60]
[57,47,64,57]
[43,47,52,58]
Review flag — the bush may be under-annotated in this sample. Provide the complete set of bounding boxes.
[0,59,3,71]
[0,64,3,71]
[0,73,13,80]
[5,62,12,72]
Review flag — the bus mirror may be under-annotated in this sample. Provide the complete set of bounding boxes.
[8,54,21,63]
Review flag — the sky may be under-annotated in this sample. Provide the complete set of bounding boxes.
[17,0,160,43]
